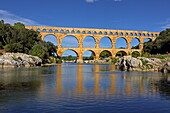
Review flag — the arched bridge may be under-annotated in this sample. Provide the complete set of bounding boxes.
[25,26,159,60]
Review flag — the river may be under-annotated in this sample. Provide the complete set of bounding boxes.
[0,64,170,113]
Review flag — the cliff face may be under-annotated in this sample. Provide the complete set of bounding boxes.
[0,53,42,67]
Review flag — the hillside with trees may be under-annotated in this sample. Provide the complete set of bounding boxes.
[0,20,56,63]
[143,29,170,55]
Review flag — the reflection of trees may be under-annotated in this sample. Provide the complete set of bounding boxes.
[0,68,46,91]
[0,81,41,90]
[155,74,170,98]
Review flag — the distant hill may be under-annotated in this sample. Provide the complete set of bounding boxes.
[143,29,170,54]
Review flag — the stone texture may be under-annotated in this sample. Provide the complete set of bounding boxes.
[116,56,143,71]
[160,61,170,73]
[0,53,42,67]
[115,56,170,73]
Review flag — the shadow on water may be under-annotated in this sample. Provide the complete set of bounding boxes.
[0,67,54,91]
[154,74,170,99]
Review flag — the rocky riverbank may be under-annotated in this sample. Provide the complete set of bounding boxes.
[116,56,170,73]
[0,53,42,67]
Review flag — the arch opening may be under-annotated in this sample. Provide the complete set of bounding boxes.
[88,31,91,34]
[100,50,112,59]
[66,30,70,33]
[83,36,96,47]
[60,30,64,33]
[131,51,140,58]
[109,32,113,35]
[104,32,108,35]
[131,38,140,49]
[54,30,58,33]
[100,37,112,48]
[83,50,95,60]
[114,32,118,35]
[144,38,152,43]
[125,33,128,36]
[130,33,133,36]
[120,32,123,36]
[116,51,127,57]
[76,31,80,34]
[62,35,79,47]
[93,31,97,34]
[82,31,86,34]
[62,50,78,62]
[98,31,102,35]
[37,29,40,32]
[42,29,47,32]
[48,29,53,33]
[116,37,127,49]
[44,35,58,46]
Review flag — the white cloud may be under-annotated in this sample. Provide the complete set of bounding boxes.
[0,9,41,26]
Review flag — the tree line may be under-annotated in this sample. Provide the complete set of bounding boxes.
[0,20,56,63]
[143,28,170,55]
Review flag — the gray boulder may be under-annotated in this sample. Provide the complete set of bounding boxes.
[0,53,42,67]
[116,56,143,71]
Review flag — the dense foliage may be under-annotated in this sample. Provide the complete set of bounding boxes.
[143,29,170,54]
[0,20,56,63]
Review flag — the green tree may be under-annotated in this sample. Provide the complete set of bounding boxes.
[100,51,111,58]
[131,51,140,57]
[143,29,170,54]
[0,20,56,63]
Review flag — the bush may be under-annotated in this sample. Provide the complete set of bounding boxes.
[112,57,118,64]
[142,52,150,58]
[131,51,140,58]
[140,59,148,65]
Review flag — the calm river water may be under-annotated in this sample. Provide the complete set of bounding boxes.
[0,64,170,113]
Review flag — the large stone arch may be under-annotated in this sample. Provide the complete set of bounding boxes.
[100,37,112,48]
[83,50,96,60]
[116,37,128,49]
[131,51,140,57]
[61,49,79,62]
[43,34,58,46]
[61,35,79,47]
[83,36,96,47]
[115,51,127,57]
[143,38,152,43]
[61,49,79,57]
[99,50,113,59]
[130,37,140,49]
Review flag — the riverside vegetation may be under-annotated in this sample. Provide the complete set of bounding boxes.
[0,20,56,66]
[116,28,170,73]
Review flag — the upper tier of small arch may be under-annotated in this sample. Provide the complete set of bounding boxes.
[25,26,160,37]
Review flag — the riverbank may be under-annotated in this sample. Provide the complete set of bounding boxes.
[0,53,42,67]
[116,55,170,73]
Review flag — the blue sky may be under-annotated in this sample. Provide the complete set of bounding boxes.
[0,0,169,57]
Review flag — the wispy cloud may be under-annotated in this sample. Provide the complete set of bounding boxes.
[161,19,170,29]
[113,0,122,2]
[86,0,98,3]
[0,9,41,26]
[85,0,122,3]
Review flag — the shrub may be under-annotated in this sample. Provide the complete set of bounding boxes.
[112,57,118,64]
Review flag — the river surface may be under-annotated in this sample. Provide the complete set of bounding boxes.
[0,64,170,113]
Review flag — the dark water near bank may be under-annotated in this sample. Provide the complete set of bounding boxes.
[0,64,170,113]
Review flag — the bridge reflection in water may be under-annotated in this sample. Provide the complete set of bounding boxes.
[40,64,160,97]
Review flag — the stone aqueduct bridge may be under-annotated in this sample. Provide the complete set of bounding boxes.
[25,26,159,60]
